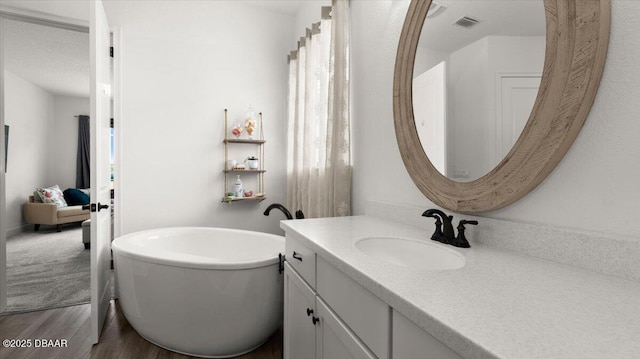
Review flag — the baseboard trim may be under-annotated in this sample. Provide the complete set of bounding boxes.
[6,224,31,237]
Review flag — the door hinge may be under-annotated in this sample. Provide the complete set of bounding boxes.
[110,46,114,58]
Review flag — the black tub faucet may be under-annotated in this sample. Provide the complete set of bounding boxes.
[264,203,293,220]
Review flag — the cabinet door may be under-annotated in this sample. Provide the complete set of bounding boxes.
[317,256,389,358]
[316,297,376,359]
[284,263,316,359]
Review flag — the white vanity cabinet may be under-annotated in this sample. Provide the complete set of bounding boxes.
[284,263,376,359]
[283,232,462,359]
[284,232,379,359]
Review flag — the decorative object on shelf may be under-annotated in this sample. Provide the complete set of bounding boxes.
[245,156,259,170]
[233,175,243,198]
[244,106,257,139]
[223,109,266,203]
[227,160,237,170]
[244,119,256,139]
[231,123,243,138]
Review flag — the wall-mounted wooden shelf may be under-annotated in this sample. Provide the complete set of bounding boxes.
[223,169,266,173]
[222,109,265,203]
[221,195,267,203]
[223,139,266,144]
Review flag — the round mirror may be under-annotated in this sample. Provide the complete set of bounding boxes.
[413,1,546,181]
[394,0,610,213]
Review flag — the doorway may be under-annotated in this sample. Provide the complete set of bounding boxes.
[496,74,542,162]
[1,14,92,313]
[1,7,119,322]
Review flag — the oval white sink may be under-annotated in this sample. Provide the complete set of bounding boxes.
[356,237,466,271]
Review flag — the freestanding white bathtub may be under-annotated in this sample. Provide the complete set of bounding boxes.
[111,227,285,358]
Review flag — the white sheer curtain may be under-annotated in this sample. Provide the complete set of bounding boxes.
[286,0,351,218]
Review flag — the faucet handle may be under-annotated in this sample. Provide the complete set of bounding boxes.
[430,216,444,242]
[452,220,478,248]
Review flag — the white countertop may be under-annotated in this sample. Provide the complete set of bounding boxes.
[281,216,640,359]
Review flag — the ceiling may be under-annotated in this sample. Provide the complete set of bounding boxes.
[3,19,90,98]
[1,0,545,96]
[0,0,89,23]
[0,0,308,97]
[419,0,546,54]
[0,0,303,21]
[223,0,302,15]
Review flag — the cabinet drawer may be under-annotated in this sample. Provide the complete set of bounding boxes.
[285,232,316,289]
[317,256,390,359]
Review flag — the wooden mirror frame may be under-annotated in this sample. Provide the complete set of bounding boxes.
[394,0,610,213]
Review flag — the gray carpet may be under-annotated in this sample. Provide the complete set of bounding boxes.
[6,225,90,313]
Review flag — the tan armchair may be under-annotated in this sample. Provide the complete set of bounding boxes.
[23,196,90,232]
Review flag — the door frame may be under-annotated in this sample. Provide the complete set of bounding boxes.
[112,27,122,245]
[0,8,122,314]
[0,15,7,313]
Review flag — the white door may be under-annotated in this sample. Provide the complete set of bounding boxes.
[284,263,316,359]
[90,0,112,344]
[498,76,541,160]
[412,61,447,175]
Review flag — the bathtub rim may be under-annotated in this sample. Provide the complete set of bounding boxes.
[112,226,284,270]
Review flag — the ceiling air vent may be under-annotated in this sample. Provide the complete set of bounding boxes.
[453,16,480,28]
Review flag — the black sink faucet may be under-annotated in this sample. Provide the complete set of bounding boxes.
[422,209,455,243]
[422,209,477,248]
[264,203,293,220]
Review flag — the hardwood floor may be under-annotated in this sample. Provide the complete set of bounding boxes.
[0,301,283,359]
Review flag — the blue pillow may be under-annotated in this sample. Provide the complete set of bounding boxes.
[63,188,90,206]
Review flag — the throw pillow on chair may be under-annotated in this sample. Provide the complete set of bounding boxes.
[63,188,90,206]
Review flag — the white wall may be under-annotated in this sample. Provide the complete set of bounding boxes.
[414,45,448,77]
[103,1,294,235]
[294,0,330,45]
[52,95,89,190]
[4,70,53,233]
[3,72,86,233]
[447,35,545,180]
[447,37,490,180]
[351,0,640,239]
